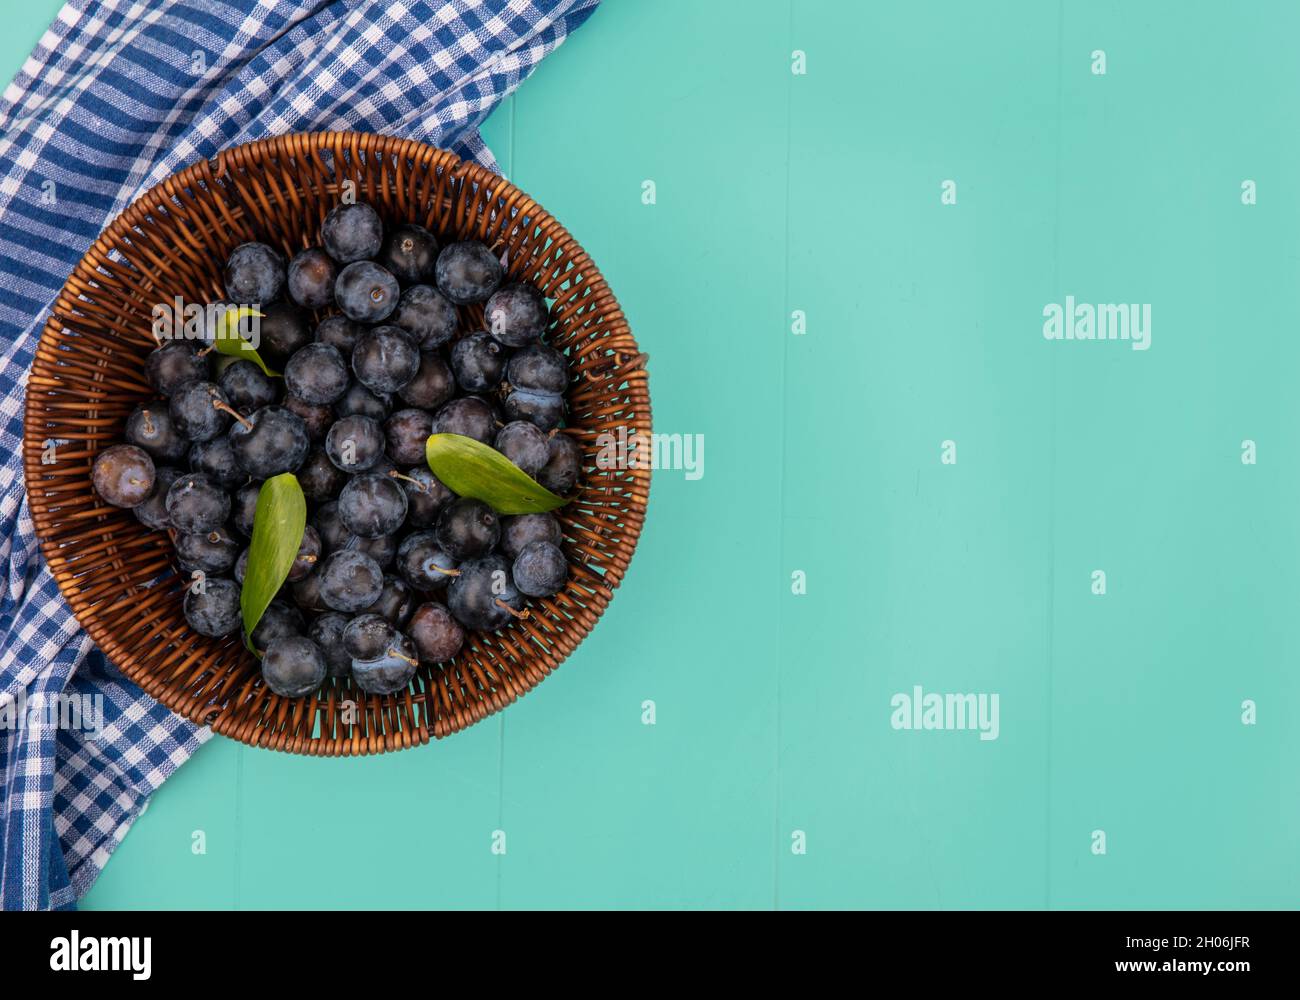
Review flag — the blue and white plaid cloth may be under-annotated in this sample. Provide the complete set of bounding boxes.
[0,0,599,911]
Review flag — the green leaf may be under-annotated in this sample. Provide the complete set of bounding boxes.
[240,473,307,651]
[210,305,279,377]
[426,433,570,514]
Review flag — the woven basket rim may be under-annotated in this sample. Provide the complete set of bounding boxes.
[22,130,651,756]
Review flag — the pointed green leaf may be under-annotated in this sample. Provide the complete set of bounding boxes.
[240,473,306,651]
[425,433,570,514]
[211,305,279,377]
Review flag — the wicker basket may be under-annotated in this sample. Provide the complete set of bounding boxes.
[21,132,650,756]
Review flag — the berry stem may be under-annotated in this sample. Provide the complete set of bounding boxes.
[212,399,253,430]
[495,599,529,620]
[387,648,419,667]
[388,470,427,492]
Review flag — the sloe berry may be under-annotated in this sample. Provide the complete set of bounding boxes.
[512,540,568,597]
[432,396,496,444]
[335,260,399,323]
[223,242,285,304]
[321,202,383,264]
[377,224,438,285]
[183,578,242,637]
[125,404,187,463]
[391,284,458,349]
[284,342,349,405]
[450,331,507,392]
[408,602,465,663]
[435,241,502,305]
[494,420,549,475]
[316,549,384,613]
[261,635,326,698]
[92,444,156,508]
[384,408,434,465]
[286,247,338,309]
[484,282,548,346]
[165,472,229,533]
[434,497,499,560]
[228,405,310,478]
[338,472,408,538]
[351,325,419,394]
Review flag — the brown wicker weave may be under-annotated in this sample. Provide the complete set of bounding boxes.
[22,132,650,756]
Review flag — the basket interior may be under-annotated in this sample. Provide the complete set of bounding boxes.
[22,132,650,755]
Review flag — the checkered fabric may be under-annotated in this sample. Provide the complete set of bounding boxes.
[0,0,600,910]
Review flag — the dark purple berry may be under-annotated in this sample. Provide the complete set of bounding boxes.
[391,284,458,349]
[343,613,397,661]
[408,602,465,663]
[261,635,326,698]
[449,331,507,392]
[145,341,209,396]
[397,351,455,410]
[512,540,567,597]
[165,472,229,533]
[432,396,495,445]
[288,525,321,582]
[315,314,363,354]
[308,614,353,677]
[297,446,348,501]
[169,380,233,442]
[286,247,339,309]
[223,242,285,304]
[92,444,156,508]
[385,408,433,465]
[351,324,419,394]
[434,497,499,560]
[398,466,452,528]
[363,574,414,625]
[500,513,562,560]
[184,578,242,637]
[218,359,277,414]
[134,466,183,531]
[175,527,240,575]
[351,632,419,695]
[396,530,459,591]
[284,343,349,405]
[321,202,383,264]
[506,343,567,395]
[228,405,309,478]
[282,394,334,442]
[502,387,564,431]
[325,414,385,473]
[317,549,384,613]
[338,473,408,538]
[334,380,391,421]
[125,404,187,463]
[335,260,399,323]
[446,554,523,631]
[377,224,438,285]
[484,282,548,346]
[435,241,502,305]
[494,420,549,475]
[538,433,582,495]
[188,436,245,490]
[256,301,312,364]
[232,482,261,537]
